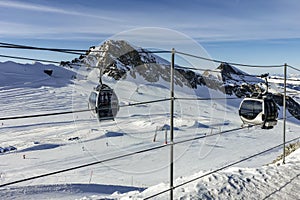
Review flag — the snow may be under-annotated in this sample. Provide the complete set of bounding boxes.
[112,148,300,199]
[0,60,299,200]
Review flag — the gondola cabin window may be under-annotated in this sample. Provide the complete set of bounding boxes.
[240,100,262,120]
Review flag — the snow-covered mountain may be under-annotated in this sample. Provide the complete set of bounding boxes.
[63,40,300,120]
[64,40,205,90]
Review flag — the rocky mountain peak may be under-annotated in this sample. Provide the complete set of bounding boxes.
[62,40,300,120]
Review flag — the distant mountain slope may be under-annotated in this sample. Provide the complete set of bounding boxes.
[0,61,76,88]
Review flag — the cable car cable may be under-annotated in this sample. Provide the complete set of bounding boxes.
[175,97,240,101]
[0,41,287,69]
[0,54,61,64]
[0,42,89,53]
[287,65,300,73]
[175,50,285,68]
[0,96,252,121]
[0,98,171,121]
[0,45,83,55]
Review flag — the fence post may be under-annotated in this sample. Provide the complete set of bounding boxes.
[170,48,175,200]
[283,63,287,164]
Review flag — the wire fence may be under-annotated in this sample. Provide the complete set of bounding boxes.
[0,42,299,199]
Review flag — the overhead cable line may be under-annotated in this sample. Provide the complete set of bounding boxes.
[268,76,300,82]
[0,51,278,85]
[120,98,171,108]
[0,44,83,56]
[1,53,109,68]
[0,41,286,69]
[0,96,255,121]
[0,98,171,121]
[175,66,269,81]
[0,42,89,54]
[175,97,240,101]
[0,109,91,121]
[144,135,300,199]
[0,53,87,67]
[174,125,255,146]
[175,50,284,68]
[287,65,300,73]
[139,50,172,54]
[0,43,170,55]
[2,96,295,121]
[0,54,61,64]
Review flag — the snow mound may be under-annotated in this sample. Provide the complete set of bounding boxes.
[109,148,300,199]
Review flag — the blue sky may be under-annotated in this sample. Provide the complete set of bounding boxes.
[0,0,300,74]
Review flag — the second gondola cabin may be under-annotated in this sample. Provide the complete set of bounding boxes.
[239,95,278,129]
[88,84,119,121]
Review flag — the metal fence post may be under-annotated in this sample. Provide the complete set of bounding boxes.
[170,48,175,200]
[283,63,287,164]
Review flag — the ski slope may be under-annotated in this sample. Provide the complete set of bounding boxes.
[0,61,299,199]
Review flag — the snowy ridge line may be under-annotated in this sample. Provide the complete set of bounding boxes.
[175,50,285,68]
[144,135,300,200]
[0,41,288,68]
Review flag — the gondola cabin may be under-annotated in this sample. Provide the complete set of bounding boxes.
[239,96,278,129]
[88,84,119,121]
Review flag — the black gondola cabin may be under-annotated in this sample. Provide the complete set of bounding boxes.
[88,84,119,121]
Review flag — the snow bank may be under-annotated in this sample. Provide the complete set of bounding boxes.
[112,148,300,199]
[0,61,76,88]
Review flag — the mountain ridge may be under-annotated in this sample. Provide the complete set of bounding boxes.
[62,40,300,120]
